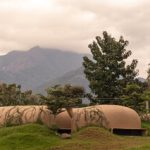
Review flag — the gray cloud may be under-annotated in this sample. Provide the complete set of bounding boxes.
[0,0,149,77]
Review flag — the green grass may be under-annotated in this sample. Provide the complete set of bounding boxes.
[0,123,150,150]
[0,124,60,150]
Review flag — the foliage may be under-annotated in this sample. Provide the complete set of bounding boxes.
[3,107,23,127]
[83,31,138,103]
[40,84,85,116]
[147,64,150,89]
[73,106,108,131]
[0,83,40,106]
[141,90,150,101]
[142,121,150,136]
[139,65,150,113]
[121,83,145,112]
[0,83,21,106]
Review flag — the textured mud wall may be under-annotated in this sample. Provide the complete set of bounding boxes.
[0,105,141,130]
[0,106,71,128]
[71,105,141,131]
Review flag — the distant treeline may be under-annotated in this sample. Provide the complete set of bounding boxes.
[0,83,41,106]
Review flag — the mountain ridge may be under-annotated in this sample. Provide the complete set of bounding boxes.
[35,67,90,94]
[0,46,87,90]
[0,46,146,94]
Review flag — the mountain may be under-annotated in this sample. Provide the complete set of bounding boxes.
[35,67,90,94]
[1,46,145,94]
[0,46,87,90]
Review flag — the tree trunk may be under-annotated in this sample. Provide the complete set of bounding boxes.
[66,107,77,133]
[146,100,149,113]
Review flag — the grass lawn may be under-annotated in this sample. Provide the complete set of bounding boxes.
[0,123,150,150]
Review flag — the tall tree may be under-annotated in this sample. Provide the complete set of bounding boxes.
[83,31,138,103]
[41,84,85,117]
[147,64,150,89]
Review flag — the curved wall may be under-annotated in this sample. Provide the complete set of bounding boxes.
[0,105,141,130]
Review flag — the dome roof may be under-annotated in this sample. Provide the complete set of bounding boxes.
[94,105,141,129]
[0,105,141,130]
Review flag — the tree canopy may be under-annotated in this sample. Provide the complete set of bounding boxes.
[121,83,145,112]
[83,31,138,103]
[40,84,85,116]
[0,83,40,106]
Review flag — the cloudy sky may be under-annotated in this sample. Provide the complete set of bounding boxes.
[0,0,149,77]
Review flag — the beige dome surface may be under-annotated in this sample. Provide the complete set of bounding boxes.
[94,105,141,129]
[0,106,71,128]
[0,105,141,130]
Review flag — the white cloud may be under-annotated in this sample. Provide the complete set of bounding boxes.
[0,0,149,77]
